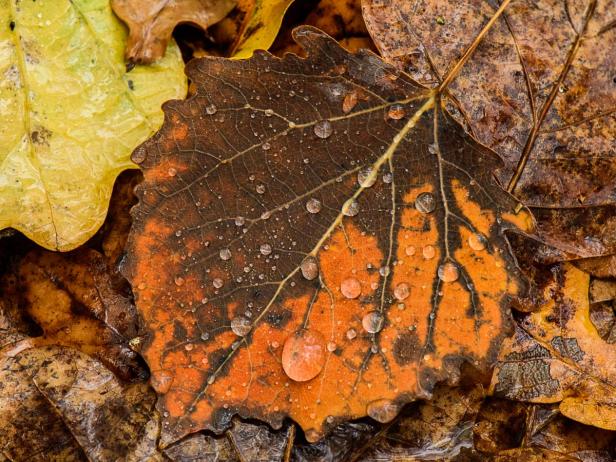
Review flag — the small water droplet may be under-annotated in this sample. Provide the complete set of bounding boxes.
[256,184,266,194]
[314,120,333,139]
[235,216,245,226]
[219,248,232,260]
[415,192,436,213]
[346,328,357,340]
[200,332,210,340]
[341,277,361,299]
[387,104,406,120]
[281,330,326,382]
[342,199,359,217]
[213,278,224,288]
[382,172,393,184]
[185,343,193,351]
[174,276,185,286]
[342,91,358,113]
[438,262,459,282]
[168,167,177,177]
[326,341,337,352]
[262,142,271,151]
[362,311,385,333]
[422,245,436,260]
[306,198,322,214]
[231,316,252,336]
[132,147,146,164]
[379,266,390,277]
[260,243,272,255]
[367,399,399,423]
[301,256,319,280]
[357,167,376,187]
[394,282,410,301]
[468,233,486,251]
[405,245,416,256]
[206,104,217,115]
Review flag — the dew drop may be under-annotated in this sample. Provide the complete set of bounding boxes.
[393,282,410,301]
[174,276,185,286]
[341,277,361,299]
[422,245,436,260]
[306,198,322,214]
[415,192,436,213]
[262,142,271,151]
[342,199,359,217]
[256,184,266,194]
[300,256,319,280]
[362,311,385,333]
[231,316,252,336]
[260,243,272,256]
[379,266,390,277]
[213,278,224,289]
[405,245,416,256]
[235,216,245,226]
[468,233,486,251]
[357,167,377,188]
[367,399,399,423]
[314,120,333,139]
[346,328,357,340]
[219,248,232,261]
[438,262,459,282]
[206,104,217,115]
[326,341,337,352]
[167,167,177,177]
[382,172,393,184]
[281,330,326,382]
[132,147,146,164]
[200,332,210,341]
[387,104,406,120]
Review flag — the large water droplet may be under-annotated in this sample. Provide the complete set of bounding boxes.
[341,277,361,299]
[314,120,333,139]
[306,198,322,214]
[357,167,377,188]
[438,262,459,282]
[362,311,384,333]
[415,192,436,213]
[387,104,406,120]
[468,233,486,251]
[394,282,410,301]
[281,330,326,382]
[301,256,319,280]
[260,243,272,255]
[219,248,232,261]
[422,245,436,260]
[367,399,399,423]
[231,316,252,336]
[342,199,359,217]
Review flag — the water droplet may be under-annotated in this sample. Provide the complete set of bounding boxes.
[415,192,436,213]
[422,245,436,260]
[342,91,358,113]
[174,276,185,286]
[231,316,252,336]
[382,172,393,184]
[468,233,486,251]
[394,282,410,301]
[132,147,146,164]
[346,328,357,340]
[362,311,384,333]
[206,104,217,115]
[168,167,177,177]
[314,120,333,139]
[213,278,224,289]
[185,343,193,351]
[387,104,406,120]
[357,167,376,187]
[327,341,337,352]
[234,216,245,226]
[200,332,210,341]
[301,256,319,280]
[379,266,390,277]
[438,262,459,282]
[405,245,416,256]
[260,243,272,255]
[306,198,322,214]
[256,184,266,194]
[342,199,359,217]
[219,248,231,260]
[281,330,326,382]
[262,142,271,151]
[341,277,361,299]
[367,399,399,423]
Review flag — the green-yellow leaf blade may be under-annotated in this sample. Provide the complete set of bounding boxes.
[0,0,186,250]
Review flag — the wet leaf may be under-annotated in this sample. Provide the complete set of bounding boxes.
[124,26,532,445]
[362,0,616,258]
[491,264,616,430]
[111,0,235,63]
[0,0,186,251]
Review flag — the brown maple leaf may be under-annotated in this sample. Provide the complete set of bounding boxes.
[363,0,616,259]
[124,23,533,445]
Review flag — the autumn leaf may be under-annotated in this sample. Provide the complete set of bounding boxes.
[111,0,236,63]
[123,24,533,445]
[0,0,186,251]
[362,0,616,258]
[490,263,616,431]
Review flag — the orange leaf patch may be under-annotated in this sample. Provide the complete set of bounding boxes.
[124,27,533,445]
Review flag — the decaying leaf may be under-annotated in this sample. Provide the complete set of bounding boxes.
[111,0,235,63]
[0,0,186,251]
[362,0,616,258]
[124,24,533,445]
[491,263,616,430]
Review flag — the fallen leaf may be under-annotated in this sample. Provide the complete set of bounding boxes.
[124,26,532,445]
[490,263,616,431]
[362,0,616,258]
[111,0,235,63]
[0,0,186,251]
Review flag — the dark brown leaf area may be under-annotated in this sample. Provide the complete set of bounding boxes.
[124,27,533,444]
[363,0,616,258]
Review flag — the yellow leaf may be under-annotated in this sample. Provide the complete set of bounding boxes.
[0,0,186,251]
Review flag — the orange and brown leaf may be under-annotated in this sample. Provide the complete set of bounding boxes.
[362,0,616,259]
[111,0,235,63]
[123,27,532,445]
[490,263,616,430]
